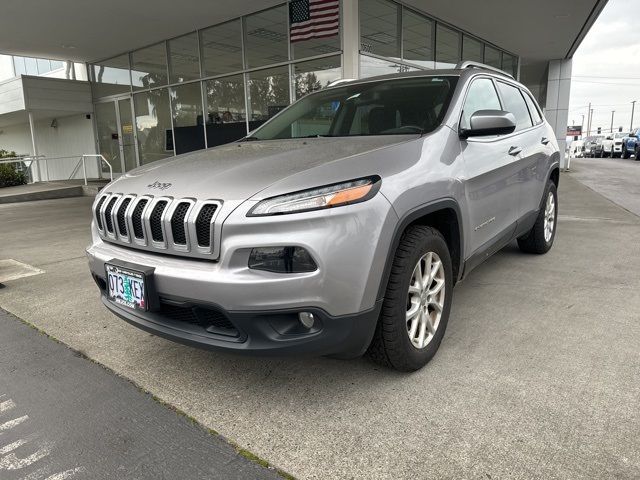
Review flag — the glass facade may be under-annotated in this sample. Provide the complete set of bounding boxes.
[89,1,518,172]
[359,0,518,78]
[90,4,344,171]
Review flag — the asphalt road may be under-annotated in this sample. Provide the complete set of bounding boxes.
[0,309,281,480]
[570,156,640,216]
[1,171,639,479]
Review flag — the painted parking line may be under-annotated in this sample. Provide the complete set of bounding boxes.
[0,393,85,480]
[0,260,44,284]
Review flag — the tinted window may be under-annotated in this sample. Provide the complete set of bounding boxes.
[461,78,501,129]
[496,81,533,131]
[522,91,542,125]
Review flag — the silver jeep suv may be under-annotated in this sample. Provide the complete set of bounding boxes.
[87,62,559,371]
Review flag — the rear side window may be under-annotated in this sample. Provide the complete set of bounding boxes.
[496,81,533,131]
[523,92,543,125]
[461,78,501,129]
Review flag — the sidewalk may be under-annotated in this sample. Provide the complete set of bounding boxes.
[0,179,107,204]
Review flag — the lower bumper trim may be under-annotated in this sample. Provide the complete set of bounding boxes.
[102,295,382,358]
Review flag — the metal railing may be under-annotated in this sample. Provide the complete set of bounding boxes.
[0,154,113,185]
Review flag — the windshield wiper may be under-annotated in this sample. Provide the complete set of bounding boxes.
[241,136,260,142]
[298,134,332,138]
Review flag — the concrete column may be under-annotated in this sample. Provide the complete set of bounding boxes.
[544,59,572,170]
[341,0,360,79]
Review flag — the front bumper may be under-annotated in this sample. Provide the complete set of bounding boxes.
[99,292,382,357]
[87,193,397,355]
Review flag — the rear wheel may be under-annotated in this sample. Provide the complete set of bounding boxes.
[518,180,558,254]
[367,226,453,372]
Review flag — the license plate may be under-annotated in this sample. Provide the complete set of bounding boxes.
[105,264,147,311]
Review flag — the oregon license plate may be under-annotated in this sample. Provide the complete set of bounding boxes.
[105,264,147,311]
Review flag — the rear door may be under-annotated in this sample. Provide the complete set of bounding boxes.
[460,76,522,259]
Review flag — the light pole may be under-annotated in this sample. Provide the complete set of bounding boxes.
[631,101,636,132]
[611,110,615,134]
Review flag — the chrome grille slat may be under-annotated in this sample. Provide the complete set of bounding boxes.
[95,193,222,260]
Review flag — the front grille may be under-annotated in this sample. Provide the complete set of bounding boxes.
[150,201,168,242]
[196,204,218,247]
[94,196,107,230]
[132,199,148,239]
[104,196,118,233]
[171,202,191,245]
[160,301,239,337]
[116,198,131,236]
[95,193,221,259]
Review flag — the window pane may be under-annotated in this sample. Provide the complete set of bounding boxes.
[24,57,38,75]
[461,78,501,129]
[360,54,418,78]
[248,66,290,130]
[205,74,247,147]
[201,20,243,77]
[359,0,400,59]
[170,83,205,154]
[523,91,543,125]
[134,88,174,164]
[502,53,517,77]
[462,36,483,63]
[13,57,26,76]
[496,81,533,131]
[484,46,501,69]
[36,59,51,75]
[168,33,199,83]
[244,6,288,69]
[290,0,340,59]
[402,9,434,68]
[435,24,460,68]
[294,56,342,100]
[50,60,64,70]
[131,43,168,90]
[91,54,131,98]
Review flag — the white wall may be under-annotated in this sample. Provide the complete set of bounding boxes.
[0,113,98,180]
[545,59,572,170]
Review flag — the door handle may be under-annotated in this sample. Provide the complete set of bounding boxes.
[541,137,550,145]
[508,146,522,156]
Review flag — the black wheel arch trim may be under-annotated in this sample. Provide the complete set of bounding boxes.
[376,198,464,301]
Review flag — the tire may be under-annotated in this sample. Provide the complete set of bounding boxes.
[518,181,558,254]
[635,147,640,161]
[367,225,453,372]
[622,146,630,159]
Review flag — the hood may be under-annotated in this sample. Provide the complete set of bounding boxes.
[106,136,415,201]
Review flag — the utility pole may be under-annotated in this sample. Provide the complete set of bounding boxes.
[631,100,636,132]
[610,110,615,134]
[587,104,593,136]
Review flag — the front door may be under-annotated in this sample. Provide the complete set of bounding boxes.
[95,98,138,175]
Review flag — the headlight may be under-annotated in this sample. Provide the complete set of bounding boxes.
[248,176,381,216]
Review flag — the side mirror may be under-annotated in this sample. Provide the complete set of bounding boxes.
[460,110,516,138]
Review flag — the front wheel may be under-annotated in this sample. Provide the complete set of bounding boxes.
[367,226,453,372]
[518,181,558,254]
[622,146,630,159]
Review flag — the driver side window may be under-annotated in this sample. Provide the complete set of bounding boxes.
[461,78,501,130]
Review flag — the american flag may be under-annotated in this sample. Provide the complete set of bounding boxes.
[289,0,340,43]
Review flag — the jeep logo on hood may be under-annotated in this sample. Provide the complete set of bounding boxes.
[147,181,172,191]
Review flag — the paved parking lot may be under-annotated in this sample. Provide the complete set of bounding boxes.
[1,172,639,479]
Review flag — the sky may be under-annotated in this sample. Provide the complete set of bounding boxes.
[569,0,640,134]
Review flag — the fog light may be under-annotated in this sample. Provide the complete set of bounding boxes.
[248,246,317,273]
[299,312,315,329]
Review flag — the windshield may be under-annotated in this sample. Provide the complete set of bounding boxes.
[615,133,628,138]
[247,76,458,140]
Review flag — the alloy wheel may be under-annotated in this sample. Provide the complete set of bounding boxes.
[544,191,556,242]
[406,252,445,349]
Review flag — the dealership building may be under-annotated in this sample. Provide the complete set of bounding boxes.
[0,0,606,179]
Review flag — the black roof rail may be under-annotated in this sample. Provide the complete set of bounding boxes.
[455,61,514,79]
